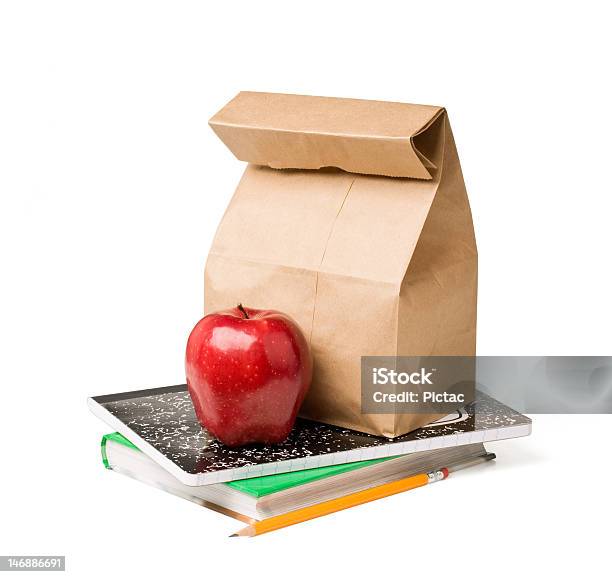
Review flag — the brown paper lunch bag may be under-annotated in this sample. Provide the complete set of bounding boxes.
[205,92,477,437]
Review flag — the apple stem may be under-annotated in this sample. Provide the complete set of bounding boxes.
[237,303,249,319]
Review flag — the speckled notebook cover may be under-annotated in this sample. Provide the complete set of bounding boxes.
[88,386,531,486]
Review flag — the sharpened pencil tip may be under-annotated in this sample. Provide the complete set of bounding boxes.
[229,533,238,537]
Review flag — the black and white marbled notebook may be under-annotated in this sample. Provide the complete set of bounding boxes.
[88,386,531,486]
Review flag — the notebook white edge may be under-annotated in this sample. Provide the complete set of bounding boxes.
[88,397,198,486]
[88,396,531,487]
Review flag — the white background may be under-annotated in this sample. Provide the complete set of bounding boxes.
[1,1,610,575]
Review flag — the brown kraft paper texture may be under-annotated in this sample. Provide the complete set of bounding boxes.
[205,92,477,437]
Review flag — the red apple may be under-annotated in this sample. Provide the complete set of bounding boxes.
[185,305,312,447]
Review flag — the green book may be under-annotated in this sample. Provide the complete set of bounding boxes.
[100,432,488,521]
[101,432,392,497]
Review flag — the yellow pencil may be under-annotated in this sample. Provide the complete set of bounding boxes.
[230,453,495,537]
[230,467,448,537]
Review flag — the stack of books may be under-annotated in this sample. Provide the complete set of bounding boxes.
[89,385,531,525]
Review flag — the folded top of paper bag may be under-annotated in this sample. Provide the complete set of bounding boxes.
[209,91,443,179]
